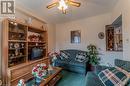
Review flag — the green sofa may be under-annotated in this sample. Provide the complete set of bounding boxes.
[55,49,89,74]
[85,59,130,86]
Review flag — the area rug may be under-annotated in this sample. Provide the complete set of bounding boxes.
[56,70,86,86]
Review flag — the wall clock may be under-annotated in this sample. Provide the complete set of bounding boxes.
[98,32,104,39]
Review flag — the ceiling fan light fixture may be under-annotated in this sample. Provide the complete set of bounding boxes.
[69,1,81,7]
[47,0,81,14]
[46,2,58,9]
[58,0,68,11]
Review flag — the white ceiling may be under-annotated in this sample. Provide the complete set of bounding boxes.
[16,0,118,24]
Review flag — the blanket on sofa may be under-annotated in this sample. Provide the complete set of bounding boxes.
[98,67,129,86]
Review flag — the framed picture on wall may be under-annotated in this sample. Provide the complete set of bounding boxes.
[71,30,81,44]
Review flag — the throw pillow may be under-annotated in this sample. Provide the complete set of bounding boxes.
[98,67,130,86]
[60,51,70,60]
[75,53,87,62]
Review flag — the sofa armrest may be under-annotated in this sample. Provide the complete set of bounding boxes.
[94,65,114,74]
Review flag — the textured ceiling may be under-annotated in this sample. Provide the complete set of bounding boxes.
[16,0,118,24]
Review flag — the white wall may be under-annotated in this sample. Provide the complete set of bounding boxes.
[111,0,130,61]
[56,13,123,66]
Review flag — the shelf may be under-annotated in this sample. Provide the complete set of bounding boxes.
[9,61,26,68]
[28,47,47,50]
[28,45,45,47]
[28,41,46,43]
[106,49,123,52]
[9,31,25,34]
[8,18,28,26]
[11,72,30,82]
[9,40,27,42]
[9,48,26,50]
[8,58,48,70]
[28,25,46,32]
[9,55,27,59]
[115,33,122,35]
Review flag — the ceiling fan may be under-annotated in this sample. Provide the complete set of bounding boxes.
[46,0,81,14]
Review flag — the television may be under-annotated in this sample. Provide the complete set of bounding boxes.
[30,48,43,60]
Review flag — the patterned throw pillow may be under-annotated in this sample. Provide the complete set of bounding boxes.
[60,51,70,60]
[98,67,130,86]
[75,53,87,62]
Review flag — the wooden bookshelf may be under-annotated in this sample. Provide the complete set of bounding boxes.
[2,19,49,85]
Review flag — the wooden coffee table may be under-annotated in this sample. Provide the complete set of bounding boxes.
[39,67,62,86]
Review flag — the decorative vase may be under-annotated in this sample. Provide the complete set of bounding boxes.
[48,64,53,74]
[42,70,48,78]
[35,77,42,84]
[52,56,57,66]
[52,62,55,67]
[17,79,26,86]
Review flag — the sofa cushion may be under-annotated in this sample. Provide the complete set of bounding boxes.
[60,51,70,60]
[55,58,71,64]
[69,60,86,67]
[61,50,87,59]
[98,67,129,86]
[75,53,88,62]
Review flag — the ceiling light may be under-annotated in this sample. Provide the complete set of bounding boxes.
[47,0,81,14]
[58,0,68,13]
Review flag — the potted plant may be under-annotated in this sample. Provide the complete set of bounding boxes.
[87,44,100,71]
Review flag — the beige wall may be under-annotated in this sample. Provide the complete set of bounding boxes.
[111,0,130,61]
[47,24,56,52]
[56,13,123,66]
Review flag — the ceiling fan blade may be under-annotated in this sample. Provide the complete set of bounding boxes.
[68,1,81,7]
[46,2,58,9]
